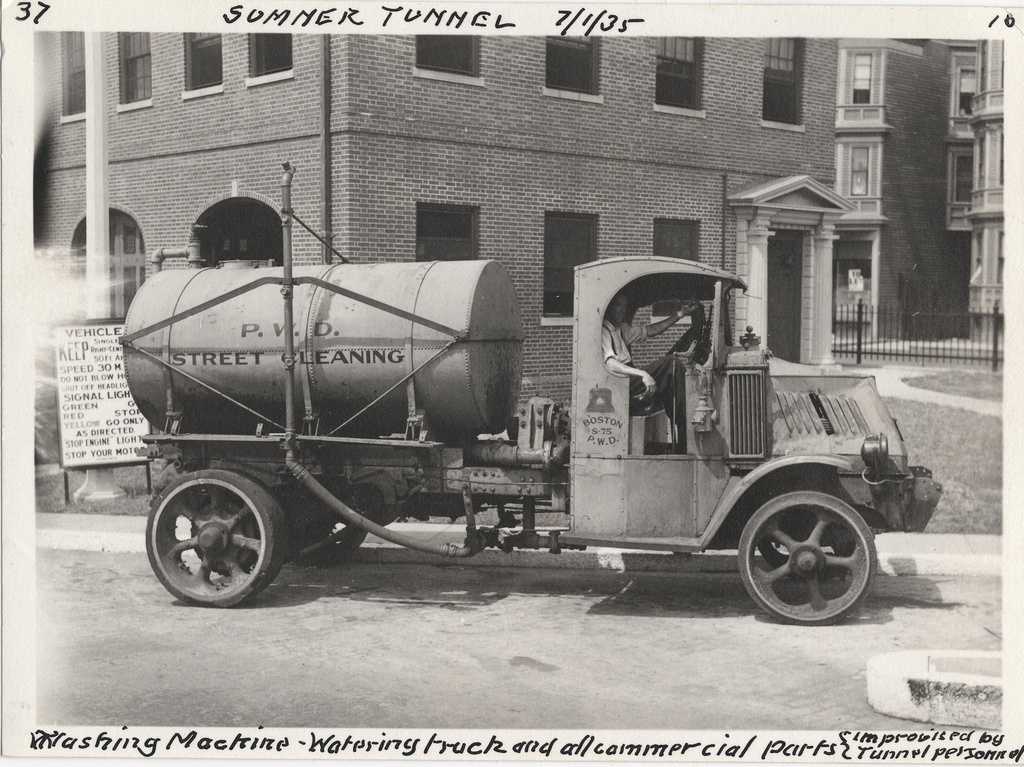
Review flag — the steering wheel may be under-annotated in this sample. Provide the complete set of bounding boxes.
[669,303,706,357]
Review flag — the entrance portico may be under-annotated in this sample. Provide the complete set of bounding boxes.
[729,176,853,364]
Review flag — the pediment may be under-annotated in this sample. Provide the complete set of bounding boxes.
[729,175,854,212]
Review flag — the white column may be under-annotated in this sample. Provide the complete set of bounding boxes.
[76,32,124,502]
[84,32,110,320]
[745,215,772,344]
[812,222,837,366]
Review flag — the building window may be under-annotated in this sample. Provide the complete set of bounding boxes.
[416,36,479,76]
[850,147,870,197]
[185,33,222,90]
[763,38,802,124]
[62,32,86,115]
[972,233,983,284]
[957,67,975,115]
[654,219,699,260]
[249,34,292,77]
[416,204,478,261]
[953,153,973,202]
[655,38,702,109]
[977,135,986,188]
[851,53,872,104]
[979,42,988,95]
[546,37,598,94]
[997,233,1004,285]
[544,212,596,316]
[997,131,1003,186]
[119,33,151,104]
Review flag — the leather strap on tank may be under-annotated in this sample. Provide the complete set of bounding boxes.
[160,267,209,432]
[407,262,438,426]
[299,264,339,435]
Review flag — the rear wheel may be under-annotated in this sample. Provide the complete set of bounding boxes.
[288,484,388,566]
[146,469,287,607]
[738,491,876,625]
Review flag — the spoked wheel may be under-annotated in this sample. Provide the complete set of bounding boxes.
[146,469,287,607]
[290,484,387,567]
[738,491,877,626]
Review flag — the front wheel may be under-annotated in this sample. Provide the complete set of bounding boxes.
[738,491,877,626]
[146,469,288,607]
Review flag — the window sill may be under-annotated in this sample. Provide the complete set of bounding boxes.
[182,83,225,101]
[760,119,805,133]
[541,86,603,105]
[653,103,706,119]
[245,69,294,89]
[59,112,85,124]
[540,316,574,327]
[412,66,485,87]
[116,98,153,113]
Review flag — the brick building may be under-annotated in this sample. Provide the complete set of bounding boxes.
[830,38,997,330]
[968,39,1004,319]
[35,33,845,402]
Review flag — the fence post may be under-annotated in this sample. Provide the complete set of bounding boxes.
[991,301,1001,372]
[855,300,864,365]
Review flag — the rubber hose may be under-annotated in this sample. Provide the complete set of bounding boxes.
[286,459,478,558]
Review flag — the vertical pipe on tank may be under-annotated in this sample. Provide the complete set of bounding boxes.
[280,163,297,437]
[320,35,332,265]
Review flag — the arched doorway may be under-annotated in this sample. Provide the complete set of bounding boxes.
[195,198,282,266]
[71,209,146,318]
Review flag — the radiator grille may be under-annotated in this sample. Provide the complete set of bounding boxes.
[729,371,766,458]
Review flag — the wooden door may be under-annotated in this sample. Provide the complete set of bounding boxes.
[766,230,803,362]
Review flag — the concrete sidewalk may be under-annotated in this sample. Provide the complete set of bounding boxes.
[36,513,1001,577]
[856,364,1001,417]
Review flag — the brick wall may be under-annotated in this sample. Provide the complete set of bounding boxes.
[880,42,969,313]
[35,34,837,404]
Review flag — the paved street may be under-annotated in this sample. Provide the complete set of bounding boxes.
[37,550,1000,729]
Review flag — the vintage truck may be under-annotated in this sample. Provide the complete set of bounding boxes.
[122,164,941,624]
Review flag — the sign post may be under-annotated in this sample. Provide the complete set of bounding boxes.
[54,322,149,498]
[75,30,125,501]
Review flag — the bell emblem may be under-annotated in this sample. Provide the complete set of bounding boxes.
[586,386,614,413]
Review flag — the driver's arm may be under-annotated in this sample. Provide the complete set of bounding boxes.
[644,306,689,339]
[602,325,655,394]
[605,358,656,395]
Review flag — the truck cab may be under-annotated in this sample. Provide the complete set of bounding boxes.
[560,257,942,624]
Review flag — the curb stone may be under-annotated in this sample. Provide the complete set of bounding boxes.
[866,650,1002,729]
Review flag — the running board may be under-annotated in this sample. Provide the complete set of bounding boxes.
[558,535,703,553]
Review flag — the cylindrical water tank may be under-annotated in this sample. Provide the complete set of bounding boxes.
[124,260,523,438]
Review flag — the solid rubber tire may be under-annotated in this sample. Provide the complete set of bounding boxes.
[146,469,288,607]
[737,490,877,626]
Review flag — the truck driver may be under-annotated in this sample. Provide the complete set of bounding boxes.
[602,291,703,415]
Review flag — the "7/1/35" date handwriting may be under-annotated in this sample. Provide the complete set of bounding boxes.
[555,8,645,36]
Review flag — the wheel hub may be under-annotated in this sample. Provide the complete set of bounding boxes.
[791,545,822,574]
[197,522,229,554]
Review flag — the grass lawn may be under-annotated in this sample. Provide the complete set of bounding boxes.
[902,370,1002,401]
[35,465,155,516]
[885,397,1001,534]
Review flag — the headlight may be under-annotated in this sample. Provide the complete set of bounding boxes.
[861,433,889,477]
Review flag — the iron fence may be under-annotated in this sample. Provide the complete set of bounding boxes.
[832,301,1002,371]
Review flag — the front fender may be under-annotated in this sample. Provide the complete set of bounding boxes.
[699,455,856,548]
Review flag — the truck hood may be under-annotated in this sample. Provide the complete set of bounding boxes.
[766,359,906,465]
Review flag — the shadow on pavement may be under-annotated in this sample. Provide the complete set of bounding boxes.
[218,561,958,625]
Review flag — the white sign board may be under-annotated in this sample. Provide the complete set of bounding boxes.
[54,323,149,468]
[847,268,865,293]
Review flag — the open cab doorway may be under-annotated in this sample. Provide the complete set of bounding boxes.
[564,257,747,549]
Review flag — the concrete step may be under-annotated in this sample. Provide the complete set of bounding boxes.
[867,650,1002,729]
